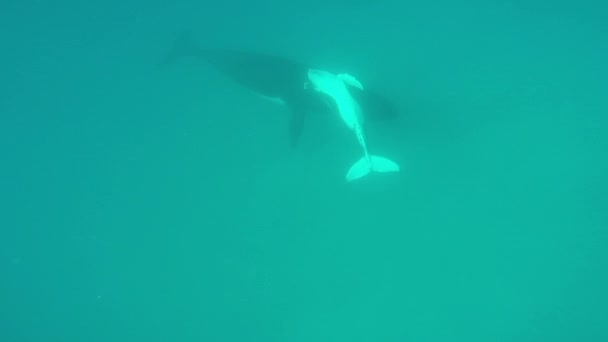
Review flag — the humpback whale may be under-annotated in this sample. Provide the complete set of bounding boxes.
[160,35,399,147]
[306,69,400,182]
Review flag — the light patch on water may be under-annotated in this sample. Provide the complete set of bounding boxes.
[254,93,286,106]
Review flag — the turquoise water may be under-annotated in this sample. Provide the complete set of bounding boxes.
[1,1,607,341]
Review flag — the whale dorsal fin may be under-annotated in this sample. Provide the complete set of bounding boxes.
[337,73,364,90]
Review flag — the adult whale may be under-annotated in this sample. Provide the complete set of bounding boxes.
[160,35,399,147]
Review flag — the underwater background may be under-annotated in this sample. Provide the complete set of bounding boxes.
[1,0,607,341]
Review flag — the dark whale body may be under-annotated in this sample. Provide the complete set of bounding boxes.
[161,36,398,147]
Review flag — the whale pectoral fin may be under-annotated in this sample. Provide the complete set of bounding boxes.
[288,108,305,147]
[158,31,197,70]
[337,73,364,90]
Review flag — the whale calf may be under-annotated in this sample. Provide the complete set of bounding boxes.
[306,69,400,182]
[160,34,399,147]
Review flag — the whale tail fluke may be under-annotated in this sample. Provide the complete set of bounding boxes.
[346,155,400,182]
